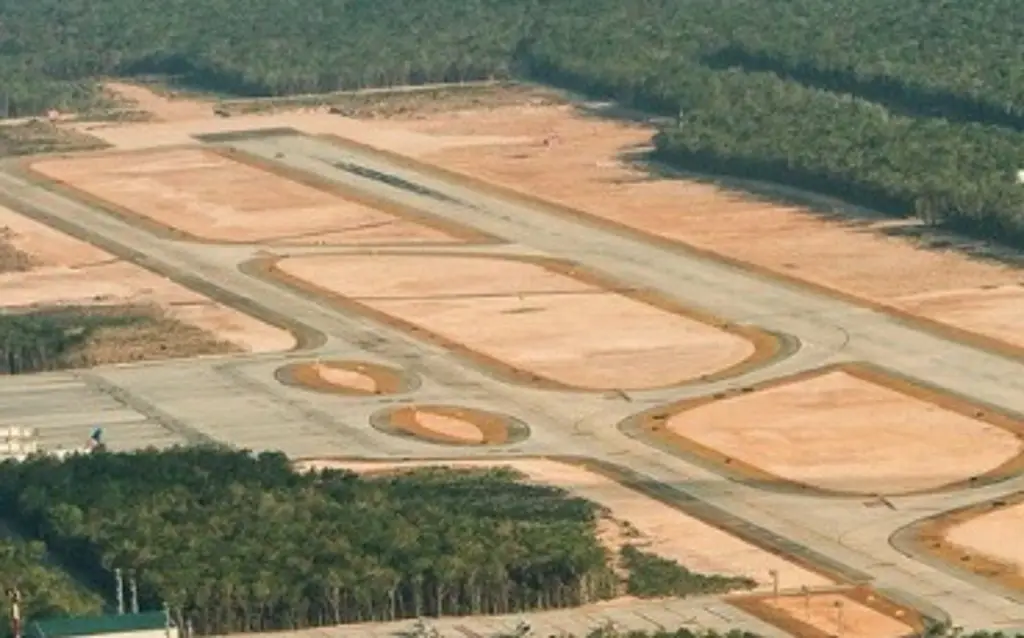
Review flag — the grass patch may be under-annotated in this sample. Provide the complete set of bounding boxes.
[0,304,237,374]
[620,545,756,598]
[0,228,37,273]
[0,121,107,156]
[218,82,563,118]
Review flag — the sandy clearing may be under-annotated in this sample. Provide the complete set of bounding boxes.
[368,103,1024,350]
[314,363,379,394]
[273,254,755,389]
[413,411,486,443]
[763,593,915,638]
[29,148,459,245]
[104,81,215,122]
[666,370,1021,494]
[63,107,528,154]
[0,205,294,353]
[945,502,1024,577]
[299,458,832,591]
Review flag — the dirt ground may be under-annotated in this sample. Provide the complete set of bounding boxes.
[0,205,294,354]
[29,148,465,244]
[659,366,1023,495]
[270,253,759,390]
[298,458,833,592]
[946,502,1024,578]
[276,360,411,396]
[378,105,1024,352]
[734,591,918,638]
[384,406,515,445]
[61,83,1024,354]
[910,493,1024,592]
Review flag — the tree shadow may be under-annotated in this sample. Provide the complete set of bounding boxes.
[613,145,1024,269]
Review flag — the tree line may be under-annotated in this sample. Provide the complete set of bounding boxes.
[0,537,104,631]
[0,449,751,635]
[1,0,1023,241]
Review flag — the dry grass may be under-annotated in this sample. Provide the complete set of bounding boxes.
[0,227,37,273]
[220,83,565,118]
[0,120,107,156]
[63,304,239,367]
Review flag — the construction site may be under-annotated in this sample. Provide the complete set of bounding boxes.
[2,82,1024,637]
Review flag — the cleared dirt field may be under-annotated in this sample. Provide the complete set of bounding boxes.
[267,253,769,390]
[0,205,293,354]
[275,360,413,396]
[57,85,1024,357]
[376,405,521,445]
[363,103,1024,355]
[28,148,468,244]
[298,458,833,592]
[911,493,1024,593]
[638,365,1024,495]
[732,590,919,638]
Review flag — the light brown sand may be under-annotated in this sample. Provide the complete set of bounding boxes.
[377,104,1024,350]
[413,411,485,443]
[274,254,754,389]
[765,593,915,638]
[299,458,832,591]
[104,81,215,122]
[0,205,293,352]
[314,363,378,393]
[945,502,1024,576]
[667,370,1020,494]
[30,148,458,244]
[66,85,1024,355]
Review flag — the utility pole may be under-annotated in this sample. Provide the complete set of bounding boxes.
[115,568,125,615]
[834,599,845,637]
[7,588,22,638]
[129,571,139,613]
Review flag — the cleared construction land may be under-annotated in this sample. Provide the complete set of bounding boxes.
[264,253,773,390]
[28,147,477,244]
[633,364,1024,495]
[364,103,1024,357]
[908,492,1024,594]
[0,204,293,364]
[731,588,921,638]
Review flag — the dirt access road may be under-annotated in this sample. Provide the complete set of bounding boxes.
[2,85,1024,634]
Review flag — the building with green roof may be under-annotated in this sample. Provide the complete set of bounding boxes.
[25,611,174,638]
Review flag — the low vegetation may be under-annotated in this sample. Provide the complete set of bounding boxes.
[0,121,106,156]
[619,546,755,598]
[0,230,36,273]
[0,305,235,374]
[0,450,753,634]
[0,537,104,628]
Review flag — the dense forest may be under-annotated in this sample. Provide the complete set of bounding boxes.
[0,448,752,634]
[1,0,1023,245]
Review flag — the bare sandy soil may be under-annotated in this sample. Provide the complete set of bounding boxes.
[0,205,293,353]
[29,148,462,245]
[412,410,485,443]
[104,81,215,122]
[759,593,915,638]
[370,104,1024,352]
[272,254,756,389]
[70,85,1024,352]
[665,369,1021,494]
[298,458,833,592]
[945,502,1024,577]
[314,364,379,394]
